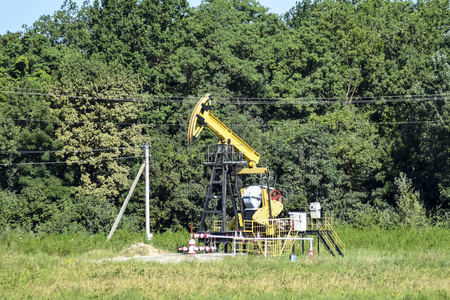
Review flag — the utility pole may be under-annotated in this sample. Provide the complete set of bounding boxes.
[107,163,145,241]
[107,143,153,241]
[145,143,153,240]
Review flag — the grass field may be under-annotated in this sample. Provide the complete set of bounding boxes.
[0,227,449,299]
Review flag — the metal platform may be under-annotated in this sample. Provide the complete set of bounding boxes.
[199,214,345,257]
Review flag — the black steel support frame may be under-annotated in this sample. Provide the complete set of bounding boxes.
[199,144,246,233]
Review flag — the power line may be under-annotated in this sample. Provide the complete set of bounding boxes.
[1,88,450,104]
[0,145,142,155]
[0,155,143,166]
[4,86,450,101]
[0,90,151,103]
[0,117,156,127]
[1,116,449,128]
[2,87,166,100]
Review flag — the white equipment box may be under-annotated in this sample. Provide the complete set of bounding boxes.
[310,202,321,219]
[288,212,307,232]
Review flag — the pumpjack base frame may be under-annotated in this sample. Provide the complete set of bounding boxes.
[198,228,345,257]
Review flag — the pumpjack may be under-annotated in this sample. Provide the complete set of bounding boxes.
[187,94,345,257]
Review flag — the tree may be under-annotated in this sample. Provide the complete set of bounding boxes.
[394,172,426,226]
[87,0,192,94]
[165,0,285,96]
[50,51,145,200]
[0,77,76,232]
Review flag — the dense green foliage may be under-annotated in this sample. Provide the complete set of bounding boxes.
[1,0,449,233]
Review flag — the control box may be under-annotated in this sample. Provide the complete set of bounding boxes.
[288,212,307,232]
[310,202,321,219]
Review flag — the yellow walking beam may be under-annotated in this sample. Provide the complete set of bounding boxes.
[188,94,267,173]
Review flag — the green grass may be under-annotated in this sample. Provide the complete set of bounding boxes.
[0,227,448,299]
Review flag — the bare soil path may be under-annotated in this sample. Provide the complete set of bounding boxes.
[97,243,236,263]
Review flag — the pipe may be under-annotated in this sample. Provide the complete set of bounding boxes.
[188,237,196,254]
[182,232,315,257]
[178,246,217,253]
[191,233,210,239]
[207,234,313,243]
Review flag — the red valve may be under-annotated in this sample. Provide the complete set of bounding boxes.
[270,190,282,203]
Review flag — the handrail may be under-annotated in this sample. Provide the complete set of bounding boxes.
[309,213,345,256]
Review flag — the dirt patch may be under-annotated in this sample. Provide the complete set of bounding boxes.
[118,243,168,258]
[110,252,236,263]
[98,243,238,264]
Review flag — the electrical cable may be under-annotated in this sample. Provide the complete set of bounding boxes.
[1,116,449,128]
[0,145,142,155]
[1,88,450,104]
[3,86,450,101]
[0,155,143,166]
[0,117,157,127]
